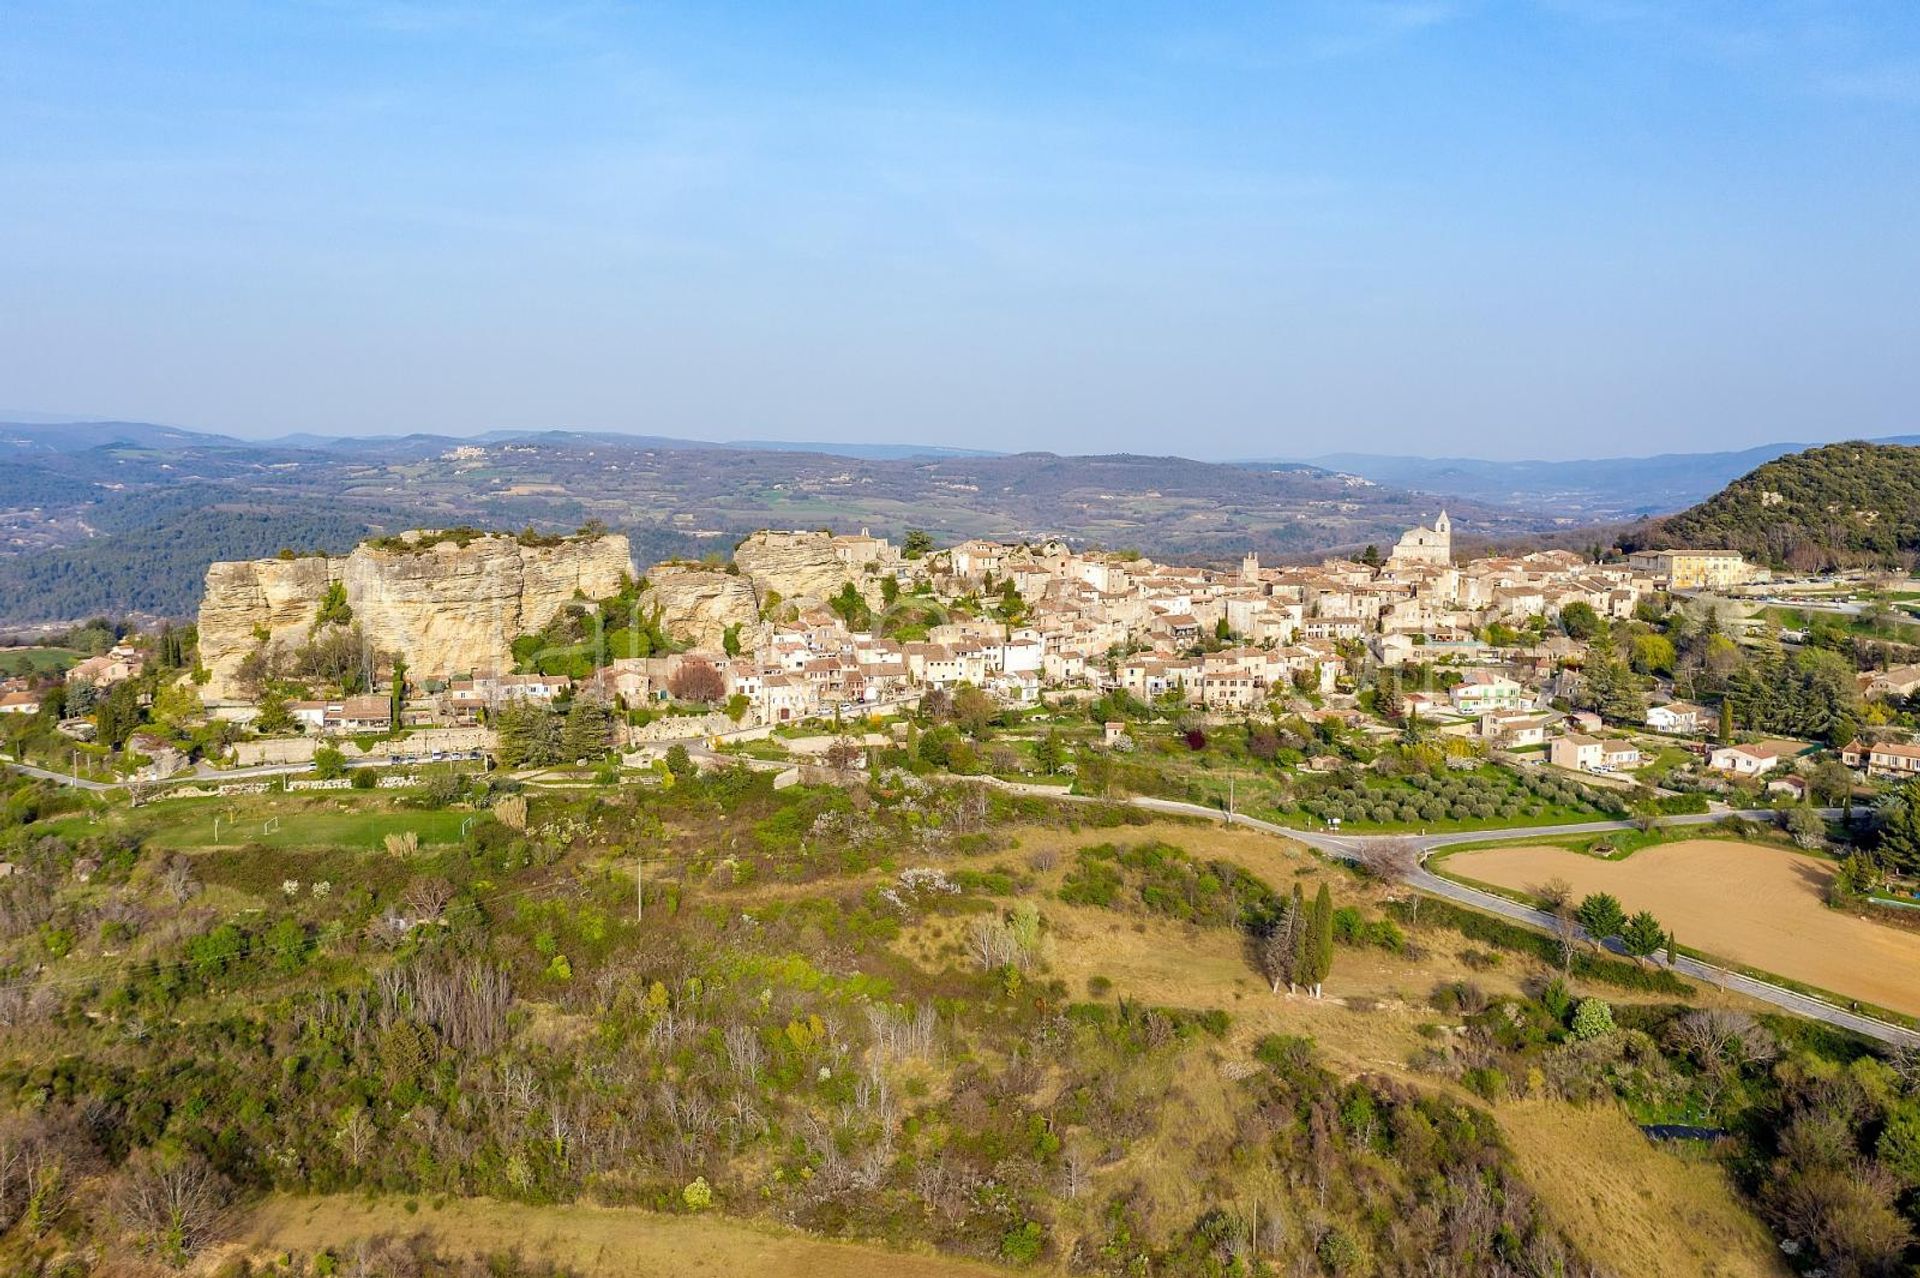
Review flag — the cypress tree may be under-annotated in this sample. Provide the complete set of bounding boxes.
[1309,883,1335,998]
[1287,884,1311,995]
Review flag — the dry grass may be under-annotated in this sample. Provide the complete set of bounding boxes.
[973,823,1791,1270]
[1446,839,1920,1016]
[228,1195,1010,1278]
[1496,1100,1786,1278]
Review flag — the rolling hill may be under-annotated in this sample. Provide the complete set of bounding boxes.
[1648,441,1920,569]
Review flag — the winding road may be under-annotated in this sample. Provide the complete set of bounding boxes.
[12,747,1914,1047]
[1127,796,1919,1049]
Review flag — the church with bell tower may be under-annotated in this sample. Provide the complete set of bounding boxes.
[1388,510,1451,566]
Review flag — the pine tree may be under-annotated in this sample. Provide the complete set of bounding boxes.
[561,695,614,761]
[1718,697,1734,743]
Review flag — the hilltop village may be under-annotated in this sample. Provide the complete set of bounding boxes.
[13,517,1920,1278]
[1,514,1831,792]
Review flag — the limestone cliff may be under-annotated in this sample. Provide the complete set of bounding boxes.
[731,530,889,610]
[199,532,632,699]
[637,565,760,653]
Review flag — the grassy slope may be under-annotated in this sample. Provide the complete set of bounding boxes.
[975,824,1786,1273]
[1497,1101,1785,1278]
[233,1195,1012,1278]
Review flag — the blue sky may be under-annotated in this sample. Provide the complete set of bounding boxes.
[2,1,1916,459]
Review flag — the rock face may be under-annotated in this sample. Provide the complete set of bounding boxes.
[732,530,883,609]
[197,556,339,700]
[198,532,632,699]
[637,565,760,653]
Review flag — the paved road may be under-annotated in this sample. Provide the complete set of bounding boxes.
[12,748,1912,1047]
[0,758,117,791]
[1124,795,1919,1049]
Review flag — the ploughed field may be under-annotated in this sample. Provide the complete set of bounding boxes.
[1444,839,1920,1018]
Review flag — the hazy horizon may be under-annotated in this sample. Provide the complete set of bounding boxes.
[8,405,1915,466]
[4,2,1917,460]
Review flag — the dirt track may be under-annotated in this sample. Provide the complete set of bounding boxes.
[1446,839,1920,1017]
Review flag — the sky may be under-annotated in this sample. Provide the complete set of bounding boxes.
[2,1,1917,460]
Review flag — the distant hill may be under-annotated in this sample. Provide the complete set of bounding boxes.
[1649,441,1920,569]
[1254,436,1920,522]
[0,419,245,454]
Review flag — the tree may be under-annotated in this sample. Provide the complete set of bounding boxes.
[1262,886,1304,993]
[114,1149,232,1265]
[1359,544,1382,569]
[1033,729,1064,775]
[1296,883,1334,999]
[316,579,353,628]
[1874,780,1920,876]
[1782,804,1827,850]
[829,581,873,631]
[495,699,564,768]
[1629,632,1675,675]
[1878,1102,1920,1187]
[1719,697,1735,743]
[824,735,863,772]
[952,685,996,738]
[96,681,141,748]
[668,659,726,705]
[664,743,696,780]
[1558,601,1600,640]
[1353,838,1421,922]
[722,623,743,657]
[389,655,408,730]
[255,689,293,735]
[561,695,614,761]
[1550,903,1580,977]
[1808,756,1854,807]
[902,529,935,559]
[1575,892,1626,945]
[313,745,347,779]
[1621,910,1666,961]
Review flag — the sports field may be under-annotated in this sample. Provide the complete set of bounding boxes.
[140,796,471,850]
[1445,839,1920,1017]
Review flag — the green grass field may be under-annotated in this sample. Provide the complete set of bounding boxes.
[141,796,473,850]
[0,646,82,676]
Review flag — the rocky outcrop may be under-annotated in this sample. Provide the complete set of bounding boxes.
[637,565,760,653]
[732,530,886,610]
[199,532,632,699]
[197,556,339,700]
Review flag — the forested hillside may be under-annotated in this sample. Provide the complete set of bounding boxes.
[1651,442,1920,569]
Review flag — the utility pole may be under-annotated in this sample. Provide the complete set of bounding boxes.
[1227,775,1235,826]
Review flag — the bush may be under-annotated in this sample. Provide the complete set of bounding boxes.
[1001,1221,1046,1265]
[1571,997,1615,1040]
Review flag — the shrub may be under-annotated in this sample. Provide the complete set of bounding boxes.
[1571,997,1615,1040]
[682,1176,712,1211]
[1001,1221,1046,1265]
